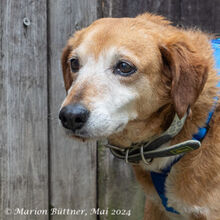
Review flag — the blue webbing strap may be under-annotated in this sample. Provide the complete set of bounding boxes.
[150,38,220,214]
[151,157,181,214]
[193,39,220,141]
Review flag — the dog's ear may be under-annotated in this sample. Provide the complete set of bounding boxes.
[61,45,72,93]
[159,40,208,118]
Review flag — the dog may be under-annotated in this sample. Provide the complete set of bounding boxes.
[59,13,220,219]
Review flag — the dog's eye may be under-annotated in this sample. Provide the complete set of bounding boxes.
[70,58,80,72]
[114,61,136,76]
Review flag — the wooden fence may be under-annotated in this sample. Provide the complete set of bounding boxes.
[0,0,219,220]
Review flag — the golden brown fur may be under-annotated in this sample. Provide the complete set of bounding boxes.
[60,13,220,219]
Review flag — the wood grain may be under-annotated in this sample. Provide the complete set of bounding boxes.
[0,0,48,219]
[98,1,147,217]
[180,0,220,33]
[98,2,183,220]
[98,144,145,220]
[48,1,97,220]
[102,0,181,25]
[102,0,220,33]
[97,1,220,220]
[1,1,220,220]
[213,0,220,35]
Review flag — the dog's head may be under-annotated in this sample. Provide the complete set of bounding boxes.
[59,14,208,140]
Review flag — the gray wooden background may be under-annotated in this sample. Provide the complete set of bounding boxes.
[1,0,219,220]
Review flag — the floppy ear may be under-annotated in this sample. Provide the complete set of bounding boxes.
[61,45,72,92]
[159,40,208,118]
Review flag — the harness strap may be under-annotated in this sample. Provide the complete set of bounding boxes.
[151,157,181,214]
[150,105,215,214]
[150,102,217,214]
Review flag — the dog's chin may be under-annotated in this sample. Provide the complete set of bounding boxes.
[63,129,92,141]
[62,122,126,142]
[63,128,105,142]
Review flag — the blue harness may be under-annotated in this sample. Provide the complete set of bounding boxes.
[150,39,220,214]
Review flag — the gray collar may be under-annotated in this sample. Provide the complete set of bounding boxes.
[104,112,201,165]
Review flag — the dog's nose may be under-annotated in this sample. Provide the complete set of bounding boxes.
[59,104,90,131]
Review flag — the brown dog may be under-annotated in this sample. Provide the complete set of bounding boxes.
[59,13,220,219]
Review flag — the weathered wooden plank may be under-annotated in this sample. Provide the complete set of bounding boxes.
[213,0,220,35]
[98,145,145,220]
[180,0,219,32]
[0,0,48,220]
[98,1,220,220]
[48,1,98,220]
[102,0,220,33]
[102,0,181,25]
[98,1,183,220]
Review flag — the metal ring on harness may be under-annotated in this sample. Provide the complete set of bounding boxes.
[141,146,153,165]
[125,149,130,163]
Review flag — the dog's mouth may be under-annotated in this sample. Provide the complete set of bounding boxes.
[74,129,91,139]
[64,128,91,141]
[62,121,126,141]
